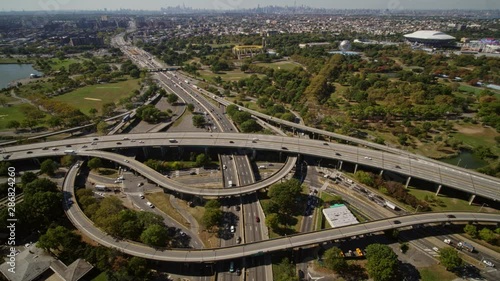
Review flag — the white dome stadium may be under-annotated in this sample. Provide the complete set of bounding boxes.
[404,30,456,46]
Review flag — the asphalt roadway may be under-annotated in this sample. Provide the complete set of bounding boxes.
[3,132,499,200]
[63,164,499,262]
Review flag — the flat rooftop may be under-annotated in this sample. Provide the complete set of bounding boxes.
[322,204,359,228]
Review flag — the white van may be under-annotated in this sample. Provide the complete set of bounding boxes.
[258,165,266,169]
[146,202,154,208]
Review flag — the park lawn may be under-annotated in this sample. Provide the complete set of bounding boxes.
[145,193,190,228]
[16,80,55,98]
[452,123,500,155]
[0,104,28,130]
[47,58,81,71]
[199,69,264,82]
[407,187,499,213]
[255,61,301,71]
[52,79,140,116]
[419,264,457,281]
[175,200,219,249]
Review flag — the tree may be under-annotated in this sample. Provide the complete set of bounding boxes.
[479,228,496,244]
[89,108,98,117]
[21,172,38,187]
[87,158,103,170]
[439,247,462,271]
[6,120,20,131]
[192,115,206,128]
[195,153,210,167]
[38,225,82,258]
[204,200,221,209]
[187,103,195,112]
[274,257,299,281]
[40,159,58,176]
[96,121,109,135]
[464,224,478,238]
[60,155,76,167]
[48,116,62,129]
[265,213,280,232]
[167,93,179,104]
[323,247,347,273]
[268,179,303,215]
[140,224,169,248]
[102,102,116,117]
[130,69,141,79]
[201,208,222,230]
[365,244,399,281]
[24,178,58,195]
[240,119,260,133]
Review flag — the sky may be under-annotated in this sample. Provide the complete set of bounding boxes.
[1,0,499,11]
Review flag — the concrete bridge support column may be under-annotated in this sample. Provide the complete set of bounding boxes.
[204,147,209,155]
[251,149,257,160]
[354,164,358,173]
[142,147,149,158]
[338,161,343,171]
[405,176,412,188]
[379,170,384,176]
[160,147,167,158]
[436,185,442,196]
[469,194,476,205]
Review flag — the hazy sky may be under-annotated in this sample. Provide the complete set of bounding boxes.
[1,0,499,11]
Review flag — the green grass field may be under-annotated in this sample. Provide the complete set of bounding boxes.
[419,265,457,281]
[47,58,81,71]
[452,124,500,155]
[255,61,301,71]
[52,79,140,115]
[0,104,28,130]
[408,187,499,213]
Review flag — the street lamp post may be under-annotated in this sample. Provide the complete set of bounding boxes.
[414,205,422,213]
[479,203,489,212]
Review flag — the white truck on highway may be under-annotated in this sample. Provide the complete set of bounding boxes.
[228,180,233,187]
[64,149,76,154]
[385,200,398,210]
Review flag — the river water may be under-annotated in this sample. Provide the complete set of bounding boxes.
[439,150,487,169]
[0,64,43,89]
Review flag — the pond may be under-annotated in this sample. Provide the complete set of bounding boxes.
[0,64,43,89]
[439,150,487,169]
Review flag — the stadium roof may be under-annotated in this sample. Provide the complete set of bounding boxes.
[404,30,456,41]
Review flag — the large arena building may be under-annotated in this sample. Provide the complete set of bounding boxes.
[404,30,456,47]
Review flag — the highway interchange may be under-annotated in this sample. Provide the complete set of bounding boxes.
[2,31,499,280]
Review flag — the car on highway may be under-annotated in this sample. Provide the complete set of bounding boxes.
[483,260,494,267]
[82,145,88,148]
[124,159,129,163]
[67,199,74,205]
[93,138,99,141]
[146,202,154,208]
[189,171,197,175]
[52,148,58,151]
[256,216,260,223]
[91,142,97,145]
[27,151,33,154]
[281,147,288,150]
[230,225,235,233]
[235,205,241,211]
[236,236,241,244]
[42,147,49,150]
[393,220,401,224]
[236,269,241,276]
[66,145,72,147]
[229,141,234,143]
[116,142,122,145]
[139,194,145,199]
[364,156,372,160]
[323,142,329,145]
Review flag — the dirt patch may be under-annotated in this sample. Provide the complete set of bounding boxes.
[454,124,487,135]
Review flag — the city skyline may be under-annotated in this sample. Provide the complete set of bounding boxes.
[1,0,499,11]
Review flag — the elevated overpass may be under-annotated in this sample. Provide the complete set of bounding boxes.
[2,132,499,200]
[63,162,500,262]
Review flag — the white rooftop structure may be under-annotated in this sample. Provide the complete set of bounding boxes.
[404,30,456,41]
[322,204,359,228]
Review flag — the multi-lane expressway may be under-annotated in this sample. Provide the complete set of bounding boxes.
[3,132,499,200]
[63,163,499,262]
